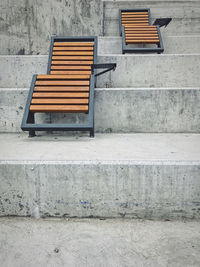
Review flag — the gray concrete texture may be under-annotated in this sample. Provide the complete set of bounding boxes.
[98,36,200,54]
[0,88,200,133]
[103,0,200,36]
[0,133,200,219]
[0,218,200,267]
[1,0,200,54]
[1,54,200,88]
[0,0,103,55]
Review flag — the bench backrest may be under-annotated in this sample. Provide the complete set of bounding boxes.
[47,37,97,75]
[120,9,151,35]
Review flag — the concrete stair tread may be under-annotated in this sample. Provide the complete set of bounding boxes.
[0,133,199,162]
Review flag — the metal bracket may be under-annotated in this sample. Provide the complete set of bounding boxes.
[153,18,172,28]
[91,63,117,77]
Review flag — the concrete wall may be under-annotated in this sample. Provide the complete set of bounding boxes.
[0,161,199,219]
[103,0,200,36]
[0,0,103,55]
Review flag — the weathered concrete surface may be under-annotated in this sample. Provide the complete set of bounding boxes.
[0,218,200,267]
[0,133,200,218]
[0,55,48,88]
[1,54,200,88]
[0,0,103,55]
[1,88,200,133]
[96,54,200,88]
[103,0,200,36]
[98,36,200,54]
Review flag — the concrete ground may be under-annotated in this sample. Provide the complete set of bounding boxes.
[0,218,199,267]
[1,133,200,161]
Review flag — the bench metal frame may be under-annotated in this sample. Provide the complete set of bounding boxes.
[119,9,164,54]
[21,36,97,137]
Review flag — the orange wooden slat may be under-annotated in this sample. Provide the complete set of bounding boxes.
[122,12,148,15]
[50,70,91,75]
[125,36,159,39]
[33,92,89,98]
[121,14,149,17]
[54,42,94,47]
[34,86,90,92]
[52,56,93,60]
[125,34,158,37]
[30,105,88,113]
[122,18,149,21]
[37,75,90,80]
[53,46,94,51]
[123,23,148,28]
[52,51,93,56]
[51,65,91,70]
[125,30,157,33]
[124,25,156,28]
[31,99,89,104]
[51,61,93,65]
[35,80,90,86]
[126,40,160,44]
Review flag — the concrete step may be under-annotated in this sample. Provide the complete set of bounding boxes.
[0,218,200,267]
[0,133,199,219]
[1,54,200,88]
[0,88,200,133]
[99,36,200,54]
[103,0,200,36]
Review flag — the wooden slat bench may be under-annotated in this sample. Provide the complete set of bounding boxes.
[119,9,164,53]
[21,37,97,137]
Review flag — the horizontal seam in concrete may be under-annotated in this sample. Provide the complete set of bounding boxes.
[98,54,200,57]
[103,0,200,2]
[0,160,199,166]
[1,88,200,91]
[1,54,200,58]
[95,88,200,91]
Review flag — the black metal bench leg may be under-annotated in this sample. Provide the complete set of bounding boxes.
[90,129,94,138]
[29,130,36,138]
[27,112,36,137]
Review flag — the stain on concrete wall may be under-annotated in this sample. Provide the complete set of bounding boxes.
[0,0,103,55]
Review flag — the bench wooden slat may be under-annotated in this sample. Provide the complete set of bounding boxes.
[125,30,157,33]
[54,42,94,47]
[125,34,158,37]
[50,70,91,75]
[31,99,89,104]
[51,65,91,70]
[123,24,149,27]
[121,14,149,17]
[34,86,89,92]
[52,56,93,60]
[37,75,90,80]
[124,25,156,28]
[122,22,149,25]
[126,36,159,40]
[51,61,93,65]
[35,80,90,86]
[33,92,89,98]
[30,105,88,113]
[52,51,94,56]
[126,40,160,44]
[122,18,149,21]
[122,12,148,15]
[53,46,94,51]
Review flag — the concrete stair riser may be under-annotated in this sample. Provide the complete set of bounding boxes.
[0,55,200,88]
[0,88,200,133]
[0,161,199,219]
[98,36,200,54]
